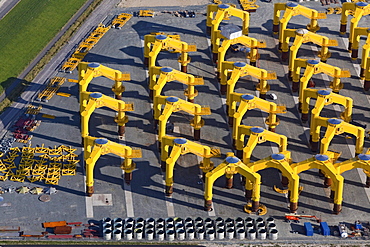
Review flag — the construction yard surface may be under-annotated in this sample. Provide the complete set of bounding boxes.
[0,0,370,244]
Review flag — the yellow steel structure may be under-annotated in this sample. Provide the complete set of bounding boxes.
[351,28,370,81]
[366,57,370,90]
[292,59,350,103]
[310,117,364,155]
[283,29,337,74]
[206,4,250,43]
[290,152,344,214]
[235,126,288,164]
[111,13,132,29]
[143,34,196,73]
[160,136,221,195]
[80,91,134,138]
[154,96,211,146]
[62,24,110,73]
[139,10,154,17]
[301,89,353,125]
[149,66,204,102]
[204,153,261,213]
[84,136,141,196]
[339,2,370,50]
[229,93,286,147]
[78,62,130,101]
[247,151,300,213]
[215,33,266,71]
[273,3,326,49]
[335,153,370,188]
[240,0,259,12]
[220,61,277,97]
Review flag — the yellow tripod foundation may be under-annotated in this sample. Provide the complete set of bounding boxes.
[144,34,195,73]
[301,89,353,124]
[335,153,370,192]
[310,117,364,155]
[84,136,141,196]
[80,92,134,139]
[291,153,344,214]
[78,62,130,101]
[366,57,370,90]
[292,59,350,102]
[248,152,300,213]
[160,136,220,196]
[339,2,370,51]
[273,2,326,48]
[228,94,286,137]
[204,154,261,213]
[220,61,276,97]
[149,66,203,102]
[351,28,370,81]
[235,126,288,164]
[283,29,337,76]
[214,31,265,69]
[207,4,250,47]
[154,96,211,148]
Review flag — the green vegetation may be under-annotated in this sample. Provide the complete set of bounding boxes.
[0,0,87,93]
[0,0,104,113]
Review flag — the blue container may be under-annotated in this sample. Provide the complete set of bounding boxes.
[320,222,330,236]
[304,222,313,236]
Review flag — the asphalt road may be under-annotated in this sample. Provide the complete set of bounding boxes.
[0,0,20,20]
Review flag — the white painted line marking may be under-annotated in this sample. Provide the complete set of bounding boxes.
[154,132,176,217]
[85,193,94,218]
[123,174,135,218]
[82,149,94,218]
[83,174,94,218]
[196,156,216,216]
[119,135,135,218]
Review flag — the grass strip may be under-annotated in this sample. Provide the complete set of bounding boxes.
[0,0,103,114]
[0,0,87,92]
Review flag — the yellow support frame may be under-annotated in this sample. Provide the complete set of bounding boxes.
[235,126,288,164]
[292,59,350,102]
[143,34,196,73]
[204,153,261,213]
[366,57,370,90]
[229,93,286,143]
[220,61,276,97]
[111,13,132,29]
[283,29,337,73]
[351,28,370,81]
[273,3,326,48]
[160,136,221,196]
[310,116,364,155]
[83,136,142,196]
[291,152,344,214]
[206,4,250,47]
[154,96,211,146]
[247,151,300,213]
[78,62,130,101]
[215,32,266,71]
[339,2,370,50]
[301,89,353,126]
[80,91,134,138]
[335,154,370,188]
[149,66,204,102]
